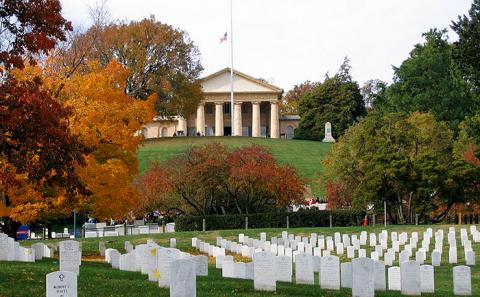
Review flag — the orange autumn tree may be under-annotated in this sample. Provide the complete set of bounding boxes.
[12,60,155,221]
[61,61,156,220]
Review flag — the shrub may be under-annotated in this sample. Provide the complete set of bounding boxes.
[175,209,365,231]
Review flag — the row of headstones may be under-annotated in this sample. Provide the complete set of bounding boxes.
[103,240,208,297]
[212,226,478,267]
[201,242,473,297]
[48,239,202,297]
[193,232,475,296]
[0,233,53,262]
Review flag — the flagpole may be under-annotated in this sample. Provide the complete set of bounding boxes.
[229,0,234,136]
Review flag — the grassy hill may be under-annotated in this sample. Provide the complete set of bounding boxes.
[137,137,332,196]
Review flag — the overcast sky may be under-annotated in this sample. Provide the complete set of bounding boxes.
[61,0,472,91]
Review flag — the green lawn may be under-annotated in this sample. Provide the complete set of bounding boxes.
[137,137,332,196]
[2,225,479,296]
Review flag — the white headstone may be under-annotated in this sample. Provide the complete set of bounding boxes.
[46,271,77,297]
[193,255,208,276]
[400,261,421,296]
[275,256,292,282]
[420,265,434,293]
[399,250,410,264]
[253,252,276,292]
[110,250,121,270]
[374,260,386,291]
[320,255,340,290]
[158,248,181,288]
[449,247,458,264]
[431,250,441,266]
[215,255,224,269]
[234,262,246,279]
[222,258,234,278]
[352,258,374,297]
[465,250,475,266]
[59,241,80,275]
[170,259,196,297]
[295,254,314,285]
[453,265,471,296]
[340,262,353,289]
[32,243,45,260]
[388,266,401,291]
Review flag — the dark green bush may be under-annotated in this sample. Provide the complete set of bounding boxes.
[175,209,365,231]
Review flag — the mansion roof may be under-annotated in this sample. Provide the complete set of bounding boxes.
[200,68,283,95]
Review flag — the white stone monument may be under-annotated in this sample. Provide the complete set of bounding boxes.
[322,122,336,143]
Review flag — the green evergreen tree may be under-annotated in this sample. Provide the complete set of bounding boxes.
[375,29,478,130]
[452,0,480,91]
[295,57,366,140]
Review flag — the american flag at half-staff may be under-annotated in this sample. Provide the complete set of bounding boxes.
[220,32,227,43]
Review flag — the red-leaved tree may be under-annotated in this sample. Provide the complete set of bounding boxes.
[136,143,306,216]
[0,0,90,235]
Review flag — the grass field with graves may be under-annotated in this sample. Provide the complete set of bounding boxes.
[1,224,479,297]
[137,137,332,196]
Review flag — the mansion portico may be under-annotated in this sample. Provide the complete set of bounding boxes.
[142,68,300,139]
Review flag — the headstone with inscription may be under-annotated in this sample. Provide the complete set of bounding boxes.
[170,259,196,297]
[453,265,471,296]
[340,262,353,289]
[400,261,420,296]
[388,266,401,291]
[374,260,386,291]
[253,252,276,292]
[233,262,246,279]
[295,254,314,285]
[158,248,181,288]
[352,258,374,297]
[46,271,77,297]
[59,241,80,275]
[275,256,292,282]
[320,255,340,290]
[193,255,208,276]
[420,265,434,294]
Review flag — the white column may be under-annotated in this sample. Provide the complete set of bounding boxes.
[252,101,261,137]
[196,103,205,135]
[178,117,188,135]
[234,102,242,136]
[270,101,279,138]
[215,102,224,136]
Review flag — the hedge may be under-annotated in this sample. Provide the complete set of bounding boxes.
[175,209,365,231]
